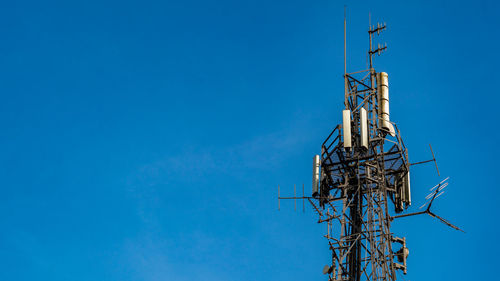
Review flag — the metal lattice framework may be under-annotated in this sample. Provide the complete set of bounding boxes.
[314,49,409,281]
[278,16,462,281]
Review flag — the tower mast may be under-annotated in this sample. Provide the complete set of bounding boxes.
[279,12,462,281]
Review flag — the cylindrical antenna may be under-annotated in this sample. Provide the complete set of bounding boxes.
[278,185,280,211]
[344,6,348,109]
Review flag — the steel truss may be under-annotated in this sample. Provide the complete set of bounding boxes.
[278,18,461,281]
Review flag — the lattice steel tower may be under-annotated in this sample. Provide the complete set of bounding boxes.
[279,14,461,281]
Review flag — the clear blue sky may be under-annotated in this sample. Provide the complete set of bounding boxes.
[0,0,497,280]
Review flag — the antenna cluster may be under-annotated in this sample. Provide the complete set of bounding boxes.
[278,12,461,281]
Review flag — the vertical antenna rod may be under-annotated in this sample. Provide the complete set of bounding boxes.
[368,12,373,69]
[302,184,305,213]
[429,144,441,176]
[294,184,297,211]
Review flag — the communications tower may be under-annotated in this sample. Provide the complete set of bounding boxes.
[279,14,462,281]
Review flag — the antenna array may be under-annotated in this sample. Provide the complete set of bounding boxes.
[278,13,461,281]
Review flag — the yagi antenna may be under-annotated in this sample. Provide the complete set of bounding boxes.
[392,177,464,232]
[278,184,308,213]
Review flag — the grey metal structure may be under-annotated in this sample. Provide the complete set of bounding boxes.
[278,15,462,281]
